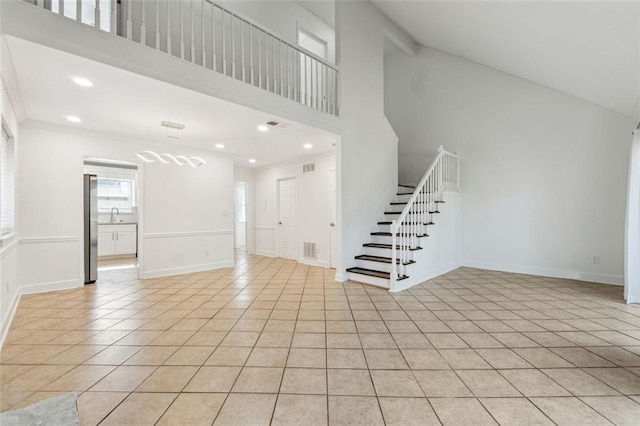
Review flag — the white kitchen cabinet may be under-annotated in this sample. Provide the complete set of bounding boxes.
[98,224,137,258]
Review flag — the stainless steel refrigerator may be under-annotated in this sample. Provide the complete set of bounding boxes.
[84,174,98,284]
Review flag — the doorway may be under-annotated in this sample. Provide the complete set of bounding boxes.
[235,182,247,250]
[329,169,337,268]
[83,158,140,284]
[278,177,298,260]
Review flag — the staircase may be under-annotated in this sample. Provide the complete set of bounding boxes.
[347,146,460,291]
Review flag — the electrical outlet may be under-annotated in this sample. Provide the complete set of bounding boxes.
[205,250,210,257]
[5,281,9,293]
[592,256,600,264]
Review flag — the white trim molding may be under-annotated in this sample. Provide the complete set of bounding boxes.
[144,230,234,239]
[463,260,624,286]
[141,260,235,279]
[0,278,81,349]
[0,237,19,259]
[19,236,79,244]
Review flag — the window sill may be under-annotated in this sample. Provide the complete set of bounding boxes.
[0,232,18,248]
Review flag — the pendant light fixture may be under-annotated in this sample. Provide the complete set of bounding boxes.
[135,121,206,168]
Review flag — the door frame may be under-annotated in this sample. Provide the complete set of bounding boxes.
[328,168,337,268]
[276,176,299,260]
[80,156,143,282]
[234,182,248,249]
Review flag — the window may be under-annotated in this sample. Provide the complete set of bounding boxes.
[1,123,15,236]
[298,28,328,60]
[97,178,135,213]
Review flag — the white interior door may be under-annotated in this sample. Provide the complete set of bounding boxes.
[235,183,247,248]
[278,178,298,260]
[329,169,337,268]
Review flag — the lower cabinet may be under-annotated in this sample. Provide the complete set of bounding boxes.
[98,224,137,258]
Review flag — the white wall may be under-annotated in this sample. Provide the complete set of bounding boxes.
[385,46,633,285]
[253,153,335,267]
[17,122,235,285]
[0,77,20,344]
[336,1,416,279]
[394,191,462,292]
[219,1,336,64]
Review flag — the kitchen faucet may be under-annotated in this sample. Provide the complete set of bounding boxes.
[110,207,120,223]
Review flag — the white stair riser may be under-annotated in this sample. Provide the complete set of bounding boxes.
[397,186,415,193]
[347,272,390,289]
[378,223,429,233]
[371,235,426,245]
[355,259,416,273]
[394,193,412,203]
[384,216,434,225]
[362,246,416,260]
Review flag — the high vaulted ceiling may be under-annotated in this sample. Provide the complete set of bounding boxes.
[373,0,640,117]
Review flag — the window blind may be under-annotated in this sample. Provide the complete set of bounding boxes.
[1,124,15,235]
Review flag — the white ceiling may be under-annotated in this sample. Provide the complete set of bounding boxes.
[3,36,336,167]
[374,0,640,117]
[296,0,335,27]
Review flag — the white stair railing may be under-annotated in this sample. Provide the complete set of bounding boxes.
[26,0,339,116]
[390,146,459,290]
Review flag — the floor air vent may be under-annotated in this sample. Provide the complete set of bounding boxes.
[302,162,316,173]
[303,242,317,260]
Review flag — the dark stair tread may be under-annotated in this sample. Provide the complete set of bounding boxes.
[397,193,414,196]
[355,255,416,265]
[346,267,408,281]
[371,232,429,237]
[378,221,433,225]
[390,201,444,205]
[363,243,423,251]
[385,210,440,215]
[398,184,416,189]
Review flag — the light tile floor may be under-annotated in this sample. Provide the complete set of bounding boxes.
[2,253,640,425]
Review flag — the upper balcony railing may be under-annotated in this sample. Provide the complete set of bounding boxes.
[25,0,340,116]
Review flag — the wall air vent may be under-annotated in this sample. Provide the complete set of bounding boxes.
[302,162,316,173]
[303,242,317,260]
[266,121,291,128]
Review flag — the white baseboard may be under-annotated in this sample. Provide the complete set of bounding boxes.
[391,263,461,293]
[297,258,330,268]
[255,250,276,257]
[0,291,20,349]
[626,295,640,304]
[334,271,348,282]
[141,260,235,279]
[0,278,82,349]
[19,279,82,295]
[462,260,624,286]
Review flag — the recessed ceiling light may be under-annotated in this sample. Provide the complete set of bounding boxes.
[215,143,225,149]
[249,158,257,163]
[257,125,269,132]
[304,143,313,149]
[66,115,82,123]
[71,77,93,87]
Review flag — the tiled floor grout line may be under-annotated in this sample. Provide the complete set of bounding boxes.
[3,258,640,425]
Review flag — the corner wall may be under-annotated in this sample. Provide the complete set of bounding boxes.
[0,78,20,345]
[336,1,415,279]
[385,46,633,285]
